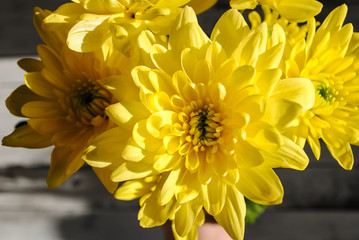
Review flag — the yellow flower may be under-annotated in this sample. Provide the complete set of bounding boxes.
[43,0,214,56]
[230,0,323,22]
[84,7,315,239]
[283,4,359,170]
[2,7,139,190]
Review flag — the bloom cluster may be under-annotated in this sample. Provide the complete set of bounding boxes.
[3,0,358,239]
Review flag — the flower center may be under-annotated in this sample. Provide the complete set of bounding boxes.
[316,84,338,104]
[186,104,223,152]
[66,80,112,125]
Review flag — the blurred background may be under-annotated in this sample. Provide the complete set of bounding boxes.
[1,0,359,239]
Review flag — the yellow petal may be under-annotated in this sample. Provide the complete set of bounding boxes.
[211,9,249,56]
[256,42,284,71]
[133,119,163,152]
[235,139,264,168]
[263,98,303,131]
[17,58,43,72]
[84,126,131,167]
[93,167,118,193]
[140,187,177,228]
[271,78,315,112]
[47,146,84,188]
[236,166,283,205]
[5,85,44,117]
[254,68,281,97]
[175,169,201,204]
[170,7,209,53]
[327,143,354,170]
[24,72,56,99]
[213,186,245,240]
[246,121,283,151]
[160,169,180,205]
[67,16,111,52]
[188,0,217,14]
[174,202,202,238]
[2,124,52,148]
[111,161,154,182]
[235,95,266,123]
[146,111,177,138]
[224,65,256,94]
[230,0,257,9]
[115,178,155,201]
[106,101,150,130]
[202,176,226,215]
[277,0,323,22]
[261,136,309,171]
[100,75,140,102]
[22,101,64,118]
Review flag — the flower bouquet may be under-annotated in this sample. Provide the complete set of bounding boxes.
[3,0,359,239]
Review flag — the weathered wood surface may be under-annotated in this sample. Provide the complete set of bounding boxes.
[1,0,359,239]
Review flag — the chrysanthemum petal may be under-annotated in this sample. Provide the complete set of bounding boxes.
[106,101,150,130]
[174,201,202,238]
[28,118,70,135]
[24,72,56,99]
[235,139,264,168]
[2,124,52,148]
[224,65,255,95]
[151,44,180,75]
[111,161,154,182]
[202,177,226,215]
[187,0,217,14]
[205,41,228,72]
[237,167,283,205]
[175,169,201,204]
[246,121,283,151]
[47,146,84,188]
[84,126,131,167]
[93,167,119,193]
[146,111,177,138]
[100,75,140,102]
[67,16,111,52]
[277,0,323,22]
[115,178,155,201]
[261,136,309,170]
[263,98,303,131]
[159,169,180,205]
[236,95,266,124]
[140,188,177,228]
[211,9,250,56]
[327,143,354,170]
[170,7,209,54]
[229,0,257,10]
[22,101,64,118]
[5,85,44,117]
[214,186,245,240]
[256,43,284,71]
[271,78,315,112]
[17,58,43,72]
[133,120,163,152]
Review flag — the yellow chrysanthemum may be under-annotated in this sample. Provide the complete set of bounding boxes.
[283,4,359,170]
[43,0,216,56]
[84,7,315,239]
[230,0,323,22]
[2,7,139,190]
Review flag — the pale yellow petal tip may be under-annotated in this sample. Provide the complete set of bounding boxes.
[175,5,198,29]
[187,0,218,14]
[230,0,258,10]
[46,175,67,189]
